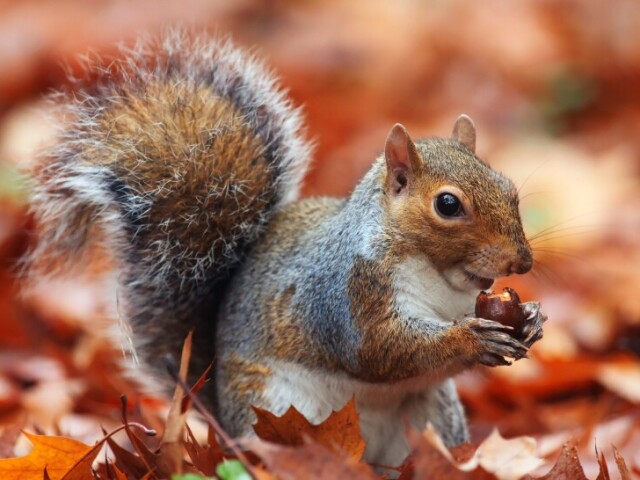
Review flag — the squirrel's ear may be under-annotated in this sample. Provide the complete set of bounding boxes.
[451,114,476,153]
[384,123,422,196]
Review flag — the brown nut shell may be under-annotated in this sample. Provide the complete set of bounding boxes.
[475,287,527,338]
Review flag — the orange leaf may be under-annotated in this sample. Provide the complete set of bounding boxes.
[0,431,99,480]
[248,438,379,480]
[533,443,587,480]
[595,445,610,480]
[612,446,631,480]
[406,428,495,480]
[184,424,225,476]
[252,397,365,460]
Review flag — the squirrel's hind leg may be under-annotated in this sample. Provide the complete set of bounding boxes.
[425,379,470,447]
[214,353,271,437]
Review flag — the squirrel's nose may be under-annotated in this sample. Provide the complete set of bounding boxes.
[509,254,533,275]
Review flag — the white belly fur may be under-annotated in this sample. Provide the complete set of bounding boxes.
[262,359,441,467]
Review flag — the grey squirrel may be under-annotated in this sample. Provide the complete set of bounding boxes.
[26,32,546,467]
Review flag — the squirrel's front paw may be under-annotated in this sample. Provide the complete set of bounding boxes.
[464,317,529,367]
[520,301,547,348]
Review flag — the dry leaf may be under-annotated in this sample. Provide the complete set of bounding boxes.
[406,425,547,480]
[0,431,98,480]
[469,429,545,480]
[94,460,128,480]
[252,397,366,460]
[595,445,610,480]
[597,361,640,403]
[158,332,193,475]
[406,427,495,480]
[104,436,148,479]
[612,446,632,480]
[184,424,225,477]
[248,438,379,480]
[530,443,587,480]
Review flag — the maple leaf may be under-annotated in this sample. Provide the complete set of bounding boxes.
[405,427,496,480]
[612,446,632,480]
[248,438,379,480]
[406,425,547,480]
[0,431,99,480]
[525,443,587,480]
[469,429,545,479]
[93,459,128,480]
[184,424,225,477]
[595,445,610,480]
[251,397,366,460]
[159,332,194,476]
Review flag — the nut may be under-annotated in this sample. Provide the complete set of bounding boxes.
[475,287,527,338]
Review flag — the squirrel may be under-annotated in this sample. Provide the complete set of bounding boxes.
[26,32,546,467]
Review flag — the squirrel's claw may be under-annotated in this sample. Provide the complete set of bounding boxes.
[520,301,546,348]
[465,317,529,364]
[479,352,512,367]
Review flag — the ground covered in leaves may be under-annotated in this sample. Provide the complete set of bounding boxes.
[0,0,640,478]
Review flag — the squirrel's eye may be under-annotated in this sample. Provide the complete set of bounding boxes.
[435,193,464,218]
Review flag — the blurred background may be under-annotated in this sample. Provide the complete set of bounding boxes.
[0,0,639,475]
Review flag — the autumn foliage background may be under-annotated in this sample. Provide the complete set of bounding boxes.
[0,0,639,478]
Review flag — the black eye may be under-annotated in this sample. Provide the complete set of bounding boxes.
[435,193,464,218]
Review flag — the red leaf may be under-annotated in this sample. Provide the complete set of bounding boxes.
[252,397,366,460]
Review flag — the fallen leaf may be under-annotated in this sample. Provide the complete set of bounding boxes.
[248,438,379,480]
[528,443,587,480]
[612,446,631,480]
[0,431,97,480]
[597,361,640,403]
[104,436,148,479]
[184,424,225,477]
[407,426,496,480]
[159,332,193,476]
[94,459,127,480]
[595,445,610,480]
[252,397,365,460]
[470,429,545,480]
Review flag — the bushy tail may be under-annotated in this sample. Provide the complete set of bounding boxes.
[26,32,312,395]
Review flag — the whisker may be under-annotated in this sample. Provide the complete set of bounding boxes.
[527,216,597,241]
[530,259,563,285]
[533,247,602,285]
[518,190,544,202]
[529,228,603,245]
[532,247,590,263]
[516,159,550,196]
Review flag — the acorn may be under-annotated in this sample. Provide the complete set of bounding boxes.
[475,287,527,339]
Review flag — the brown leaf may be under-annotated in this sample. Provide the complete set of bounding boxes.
[248,438,379,480]
[473,430,544,480]
[252,397,365,460]
[597,361,640,403]
[180,361,213,414]
[532,443,587,480]
[183,424,225,476]
[612,446,632,480]
[0,431,98,480]
[94,460,127,480]
[407,428,496,480]
[595,445,610,480]
[159,332,193,475]
[104,437,148,480]
[121,427,162,477]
